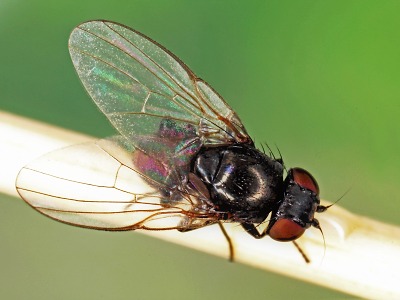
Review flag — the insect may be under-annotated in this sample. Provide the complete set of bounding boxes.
[16,20,327,262]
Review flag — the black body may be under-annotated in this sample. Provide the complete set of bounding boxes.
[192,144,283,223]
[191,143,321,240]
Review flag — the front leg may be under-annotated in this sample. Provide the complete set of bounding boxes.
[242,223,310,263]
[241,223,268,239]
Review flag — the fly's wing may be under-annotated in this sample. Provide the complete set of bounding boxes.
[16,139,215,230]
[68,20,251,182]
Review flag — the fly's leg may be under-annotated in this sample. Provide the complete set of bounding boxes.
[178,218,234,262]
[241,223,310,263]
[241,223,268,239]
[292,240,310,263]
[217,221,234,262]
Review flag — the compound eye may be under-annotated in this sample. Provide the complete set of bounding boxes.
[291,168,319,195]
[269,218,305,241]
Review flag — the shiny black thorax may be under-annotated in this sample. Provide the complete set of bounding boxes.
[191,143,284,223]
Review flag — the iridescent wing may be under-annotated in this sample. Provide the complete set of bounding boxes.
[15,139,217,230]
[68,20,251,186]
[16,20,251,231]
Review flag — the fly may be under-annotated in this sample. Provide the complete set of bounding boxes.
[16,20,328,262]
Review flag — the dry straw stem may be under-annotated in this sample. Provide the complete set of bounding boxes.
[1,110,399,299]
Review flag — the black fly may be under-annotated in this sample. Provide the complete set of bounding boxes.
[16,20,328,262]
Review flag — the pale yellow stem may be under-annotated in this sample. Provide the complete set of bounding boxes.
[1,110,399,299]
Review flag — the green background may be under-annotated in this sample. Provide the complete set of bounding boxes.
[1,1,399,299]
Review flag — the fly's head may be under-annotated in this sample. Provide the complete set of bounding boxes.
[267,167,325,241]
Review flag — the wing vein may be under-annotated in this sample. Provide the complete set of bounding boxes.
[76,25,203,116]
[102,21,204,110]
[70,45,206,125]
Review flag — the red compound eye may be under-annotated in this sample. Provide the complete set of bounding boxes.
[292,168,319,195]
[269,218,305,241]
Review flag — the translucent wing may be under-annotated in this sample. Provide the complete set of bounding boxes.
[68,20,251,177]
[16,139,217,230]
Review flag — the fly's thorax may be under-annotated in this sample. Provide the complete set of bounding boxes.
[191,143,284,223]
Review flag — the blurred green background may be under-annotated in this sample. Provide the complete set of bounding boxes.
[1,0,399,299]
